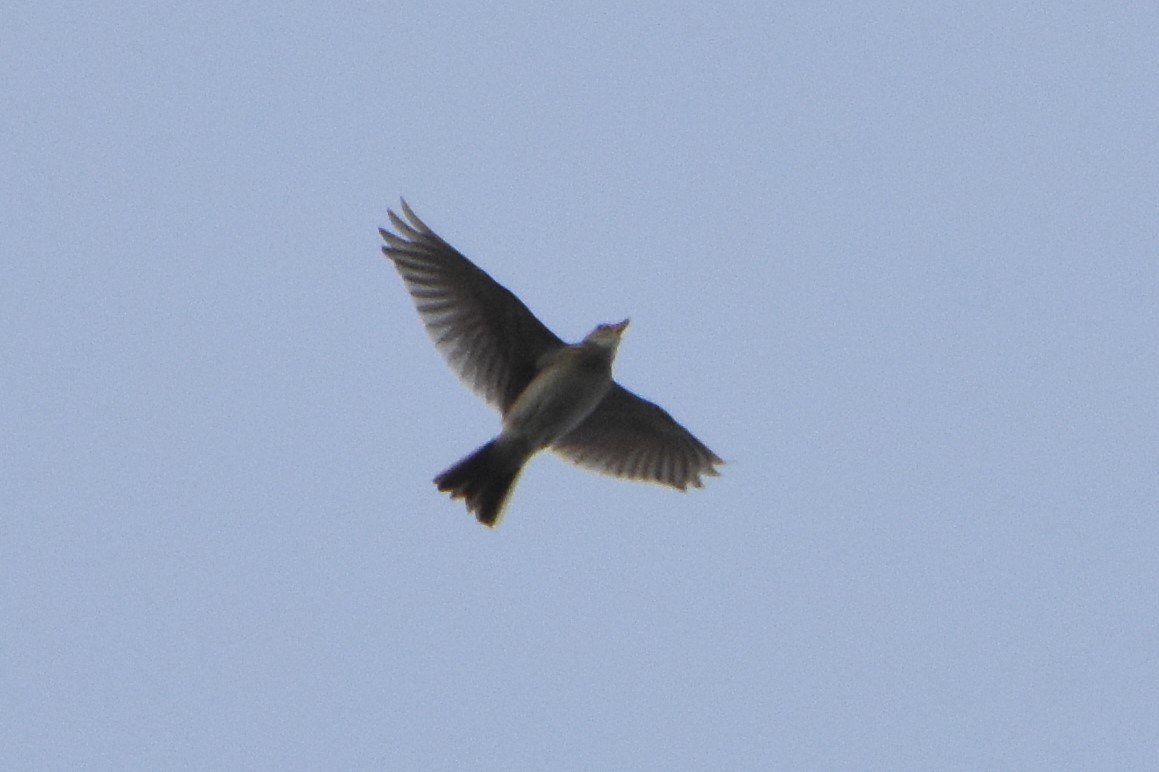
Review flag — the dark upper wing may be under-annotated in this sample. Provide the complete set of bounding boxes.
[379,200,564,412]
[551,383,723,489]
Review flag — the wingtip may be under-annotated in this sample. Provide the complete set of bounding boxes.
[399,197,421,227]
[386,197,432,237]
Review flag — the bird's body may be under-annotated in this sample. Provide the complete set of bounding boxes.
[502,324,623,448]
[380,201,721,527]
[431,322,625,524]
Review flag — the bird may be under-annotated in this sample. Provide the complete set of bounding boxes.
[379,200,722,527]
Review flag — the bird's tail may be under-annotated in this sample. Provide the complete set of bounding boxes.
[434,438,529,527]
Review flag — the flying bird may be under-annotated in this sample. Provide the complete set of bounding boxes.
[379,200,722,527]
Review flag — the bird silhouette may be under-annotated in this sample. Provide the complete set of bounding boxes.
[380,200,722,527]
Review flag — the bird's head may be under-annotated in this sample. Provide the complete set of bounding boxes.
[582,319,630,351]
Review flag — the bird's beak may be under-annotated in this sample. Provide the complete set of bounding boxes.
[611,319,630,335]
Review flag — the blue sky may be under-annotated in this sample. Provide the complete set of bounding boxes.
[3,1,1157,769]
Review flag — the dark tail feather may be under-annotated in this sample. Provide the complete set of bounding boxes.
[434,439,526,527]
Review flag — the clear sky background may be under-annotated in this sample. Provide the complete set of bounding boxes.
[3,2,1157,769]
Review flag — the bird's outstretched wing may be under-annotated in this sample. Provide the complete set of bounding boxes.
[552,384,723,489]
[380,200,564,412]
